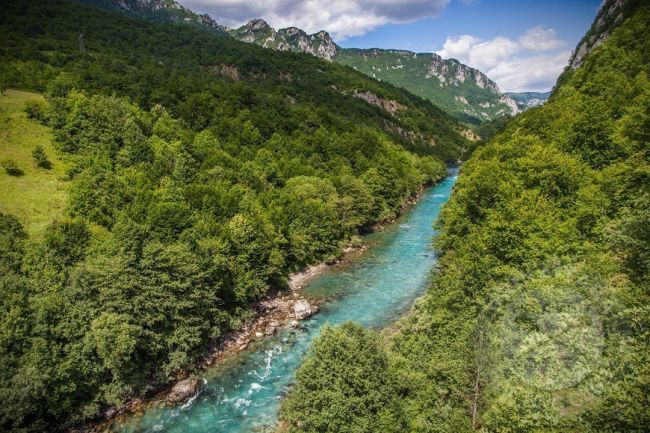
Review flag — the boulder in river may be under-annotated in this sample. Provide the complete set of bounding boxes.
[167,378,200,403]
[293,300,316,320]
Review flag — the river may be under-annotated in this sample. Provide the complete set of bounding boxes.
[109,167,458,433]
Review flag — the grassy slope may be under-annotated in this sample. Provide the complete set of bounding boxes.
[0,90,68,235]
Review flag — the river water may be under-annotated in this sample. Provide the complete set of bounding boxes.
[110,168,458,433]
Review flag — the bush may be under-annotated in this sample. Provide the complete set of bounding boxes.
[24,99,49,123]
[1,158,23,176]
[32,145,51,169]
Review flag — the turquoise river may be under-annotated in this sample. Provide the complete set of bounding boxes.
[110,167,458,433]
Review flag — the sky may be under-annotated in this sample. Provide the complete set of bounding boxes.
[179,0,603,92]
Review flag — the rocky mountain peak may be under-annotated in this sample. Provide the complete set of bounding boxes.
[232,20,339,60]
[281,27,304,37]
[245,18,272,32]
[83,0,229,33]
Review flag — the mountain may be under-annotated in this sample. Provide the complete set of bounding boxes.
[229,19,338,60]
[281,0,650,432]
[76,0,228,33]
[504,91,551,110]
[230,19,520,123]
[335,48,520,123]
[76,2,523,124]
[566,0,643,69]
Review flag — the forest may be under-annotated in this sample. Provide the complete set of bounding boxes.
[281,2,650,432]
[0,1,468,431]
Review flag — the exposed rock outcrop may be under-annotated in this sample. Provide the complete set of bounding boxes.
[207,64,240,81]
[353,90,406,115]
[229,20,338,60]
[567,0,636,69]
[293,300,317,320]
[167,378,200,403]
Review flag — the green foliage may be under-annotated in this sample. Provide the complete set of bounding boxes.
[280,322,406,433]
[31,145,50,169]
[1,159,22,176]
[283,4,650,433]
[0,1,454,431]
[335,49,514,123]
[24,100,48,123]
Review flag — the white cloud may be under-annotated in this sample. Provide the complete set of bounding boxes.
[180,0,450,39]
[519,26,565,51]
[436,27,570,92]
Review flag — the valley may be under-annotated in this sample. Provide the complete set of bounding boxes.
[0,1,647,433]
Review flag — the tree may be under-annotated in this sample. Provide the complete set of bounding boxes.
[280,322,406,433]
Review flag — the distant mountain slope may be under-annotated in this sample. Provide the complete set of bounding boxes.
[77,0,228,33]
[230,19,520,123]
[504,91,550,110]
[335,48,520,124]
[76,2,523,124]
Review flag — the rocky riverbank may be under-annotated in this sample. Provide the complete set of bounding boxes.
[83,184,433,432]
[84,243,367,433]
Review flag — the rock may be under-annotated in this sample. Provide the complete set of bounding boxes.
[103,407,117,419]
[293,299,316,320]
[167,378,200,403]
[269,320,280,328]
[264,325,277,336]
[255,331,264,338]
[289,320,300,328]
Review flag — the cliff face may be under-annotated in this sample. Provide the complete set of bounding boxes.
[567,0,639,69]
[505,92,551,110]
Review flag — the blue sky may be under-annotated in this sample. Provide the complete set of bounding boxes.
[181,0,603,92]
[340,0,601,53]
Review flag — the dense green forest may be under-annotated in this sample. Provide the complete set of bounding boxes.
[281,2,650,432]
[0,1,470,431]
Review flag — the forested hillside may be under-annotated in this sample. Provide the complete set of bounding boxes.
[281,1,650,432]
[0,0,469,431]
[229,18,521,123]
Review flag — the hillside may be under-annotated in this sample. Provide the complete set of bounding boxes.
[0,0,469,431]
[230,19,520,123]
[281,0,650,432]
[74,1,523,124]
[0,90,69,235]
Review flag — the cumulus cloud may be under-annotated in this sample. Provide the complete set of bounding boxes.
[436,27,570,92]
[180,0,450,39]
[519,26,565,51]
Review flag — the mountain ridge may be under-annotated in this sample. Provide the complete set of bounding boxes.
[76,1,532,124]
[230,19,521,123]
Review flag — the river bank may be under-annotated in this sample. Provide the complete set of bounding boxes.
[82,177,443,433]
[100,168,458,433]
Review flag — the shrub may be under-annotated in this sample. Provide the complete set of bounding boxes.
[32,145,51,169]
[1,158,23,176]
[24,99,49,123]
